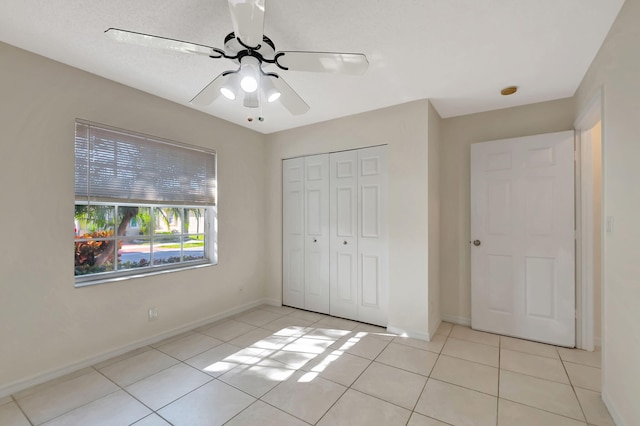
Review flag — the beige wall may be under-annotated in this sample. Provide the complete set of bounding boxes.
[575,0,640,423]
[427,102,441,334]
[0,42,267,393]
[265,100,438,339]
[439,98,575,323]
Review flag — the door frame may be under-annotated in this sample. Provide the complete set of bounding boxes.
[574,89,603,351]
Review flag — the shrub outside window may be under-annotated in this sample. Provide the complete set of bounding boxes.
[74,120,216,285]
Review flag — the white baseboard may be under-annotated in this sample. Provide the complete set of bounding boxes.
[602,389,624,426]
[441,314,471,326]
[262,298,283,307]
[388,314,473,341]
[429,319,442,339]
[0,298,273,399]
[387,325,432,342]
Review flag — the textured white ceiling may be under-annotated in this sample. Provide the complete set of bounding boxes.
[0,0,625,133]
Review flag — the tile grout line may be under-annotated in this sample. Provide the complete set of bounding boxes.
[496,336,501,426]
[498,396,595,425]
[499,345,562,360]
[436,350,499,369]
[406,329,450,425]
[287,326,377,425]
[498,342,593,424]
[21,313,600,426]
[559,348,590,424]
[392,325,589,425]
[220,399,310,426]
[410,373,431,425]
[203,349,287,424]
[409,353,438,419]
[430,330,455,425]
[446,335,500,348]
[92,363,172,422]
[14,366,133,426]
[28,367,124,426]
[10,394,35,426]
[99,335,277,425]
[435,328,498,423]
[501,346,564,361]
[252,382,315,425]
[498,370,572,386]
[8,308,339,426]
[427,374,501,399]
[18,318,375,423]
[217,315,354,425]
[143,368,216,419]
[255,324,398,424]
[307,387,348,425]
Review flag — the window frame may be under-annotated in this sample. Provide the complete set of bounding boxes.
[74,201,217,287]
[74,120,218,287]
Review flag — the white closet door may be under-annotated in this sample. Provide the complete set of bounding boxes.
[357,146,389,326]
[304,154,330,314]
[329,150,359,320]
[282,158,305,309]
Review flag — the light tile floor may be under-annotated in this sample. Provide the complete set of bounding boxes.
[0,306,615,426]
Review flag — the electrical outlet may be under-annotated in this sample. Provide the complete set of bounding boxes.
[148,307,158,321]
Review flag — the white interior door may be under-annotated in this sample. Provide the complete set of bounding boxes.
[357,146,389,326]
[330,150,359,320]
[471,131,575,347]
[304,154,330,314]
[282,158,305,309]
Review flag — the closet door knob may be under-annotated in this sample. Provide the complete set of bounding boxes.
[343,241,348,245]
[313,238,317,243]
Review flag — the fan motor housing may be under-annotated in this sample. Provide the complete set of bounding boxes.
[224,32,276,64]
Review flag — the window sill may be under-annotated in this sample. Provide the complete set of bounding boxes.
[74,261,216,288]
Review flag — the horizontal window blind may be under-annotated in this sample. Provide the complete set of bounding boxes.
[75,121,216,206]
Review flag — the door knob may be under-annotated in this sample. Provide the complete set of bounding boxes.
[473,240,481,246]
[313,238,317,243]
[343,241,348,245]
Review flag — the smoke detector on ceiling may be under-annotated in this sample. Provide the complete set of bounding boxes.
[501,86,518,96]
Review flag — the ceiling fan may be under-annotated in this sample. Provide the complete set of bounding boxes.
[105,0,369,115]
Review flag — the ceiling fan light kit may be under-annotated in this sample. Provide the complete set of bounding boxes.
[105,0,369,116]
[239,56,260,93]
[261,77,281,103]
[220,72,241,100]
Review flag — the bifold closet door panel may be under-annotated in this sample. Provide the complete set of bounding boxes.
[282,157,305,309]
[284,147,387,325]
[357,146,389,326]
[329,150,359,320]
[303,154,330,314]
[329,146,388,326]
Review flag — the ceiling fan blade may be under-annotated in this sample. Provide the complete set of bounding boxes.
[228,0,265,48]
[269,74,310,115]
[105,28,221,57]
[275,51,369,75]
[190,73,231,106]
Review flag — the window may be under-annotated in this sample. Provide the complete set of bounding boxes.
[74,121,217,285]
